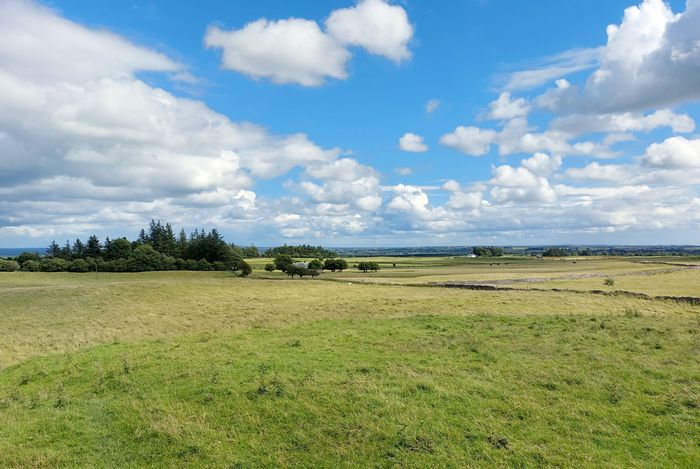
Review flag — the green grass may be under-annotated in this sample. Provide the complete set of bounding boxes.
[502,268,700,297]
[250,255,700,297]
[1,269,698,467]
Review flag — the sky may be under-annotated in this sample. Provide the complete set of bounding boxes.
[1,0,699,248]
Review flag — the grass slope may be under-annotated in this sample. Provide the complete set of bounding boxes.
[2,314,699,468]
[0,271,698,467]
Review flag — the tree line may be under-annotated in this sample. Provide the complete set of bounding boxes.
[1,220,253,274]
[472,246,504,257]
[264,244,337,259]
[261,255,382,278]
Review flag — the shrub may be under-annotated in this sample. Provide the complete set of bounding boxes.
[286,265,308,278]
[0,259,20,272]
[274,254,294,272]
[239,261,252,277]
[21,260,42,272]
[264,263,275,272]
[40,257,68,272]
[126,244,174,272]
[603,277,615,287]
[195,259,213,271]
[17,251,41,264]
[357,261,380,272]
[67,259,90,273]
[103,259,128,272]
[323,258,348,272]
[212,261,227,271]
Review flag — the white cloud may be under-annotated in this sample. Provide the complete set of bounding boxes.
[425,99,440,114]
[550,109,695,136]
[205,0,414,86]
[446,191,483,210]
[205,19,349,87]
[521,153,562,176]
[487,92,530,120]
[0,0,181,85]
[566,162,635,182]
[501,48,602,91]
[489,164,557,204]
[398,132,428,152]
[537,0,700,112]
[3,0,700,245]
[325,0,413,62]
[643,136,700,168]
[0,0,377,243]
[441,180,461,192]
[387,184,430,215]
[299,158,382,211]
[439,126,497,156]
[441,118,614,158]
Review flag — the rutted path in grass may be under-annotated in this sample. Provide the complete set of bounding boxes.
[439,265,700,285]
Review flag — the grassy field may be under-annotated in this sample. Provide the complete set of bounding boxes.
[1,263,699,467]
[251,255,700,297]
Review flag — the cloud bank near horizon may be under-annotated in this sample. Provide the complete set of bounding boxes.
[0,0,699,247]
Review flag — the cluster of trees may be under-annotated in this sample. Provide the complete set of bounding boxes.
[472,246,504,257]
[6,220,253,274]
[263,255,350,278]
[357,261,380,272]
[264,244,337,259]
[263,255,322,279]
[542,247,569,257]
[541,247,600,257]
[323,258,349,272]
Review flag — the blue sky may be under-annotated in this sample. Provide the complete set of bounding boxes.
[1,0,699,247]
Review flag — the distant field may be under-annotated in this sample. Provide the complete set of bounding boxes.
[250,255,700,297]
[502,268,700,297]
[1,265,698,467]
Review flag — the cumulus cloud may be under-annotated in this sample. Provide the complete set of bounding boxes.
[446,191,483,210]
[398,132,428,152]
[487,92,530,120]
[325,0,413,62]
[0,0,373,241]
[521,153,562,176]
[566,162,635,182]
[440,118,613,158]
[299,158,382,211]
[643,136,700,168]
[441,180,461,192]
[537,0,700,112]
[206,0,413,86]
[387,184,431,215]
[439,126,497,156]
[489,164,557,204]
[204,19,349,87]
[3,0,700,245]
